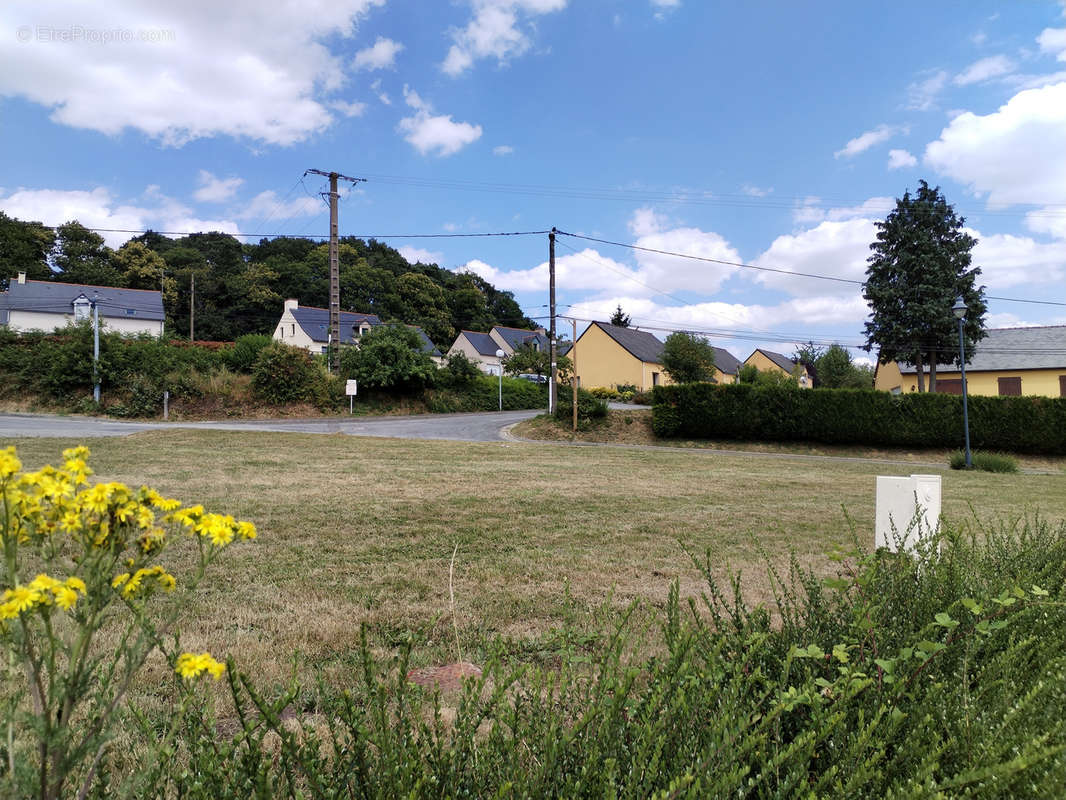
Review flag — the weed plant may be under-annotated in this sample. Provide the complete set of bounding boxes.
[949,450,1020,473]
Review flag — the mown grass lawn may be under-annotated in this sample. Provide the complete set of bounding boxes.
[9,429,1066,688]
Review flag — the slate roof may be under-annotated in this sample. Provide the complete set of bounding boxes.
[403,325,442,357]
[459,330,500,357]
[492,325,549,352]
[755,348,800,374]
[0,279,164,321]
[896,326,1066,373]
[593,322,665,364]
[291,306,382,345]
[713,346,742,375]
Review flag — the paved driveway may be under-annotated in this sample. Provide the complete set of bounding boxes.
[0,410,541,443]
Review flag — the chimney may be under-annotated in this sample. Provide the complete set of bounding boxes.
[284,298,298,311]
[535,326,546,336]
[17,272,26,284]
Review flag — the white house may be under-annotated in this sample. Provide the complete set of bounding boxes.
[0,273,164,336]
[272,299,443,363]
[446,325,552,375]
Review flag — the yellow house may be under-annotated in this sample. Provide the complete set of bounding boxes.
[567,322,741,391]
[742,348,813,388]
[874,325,1066,397]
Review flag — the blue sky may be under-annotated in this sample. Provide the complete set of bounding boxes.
[2,0,1066,359]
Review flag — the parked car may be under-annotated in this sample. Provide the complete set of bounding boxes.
[517,373,549,384]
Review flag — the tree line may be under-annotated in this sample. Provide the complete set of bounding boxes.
[0,213,534,346]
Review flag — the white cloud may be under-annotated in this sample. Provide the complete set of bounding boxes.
[441,0,567,77]
[235,190,320,222]
[1025,207,1066,239]
[1038,27,1066,61]
[493,144,514,155]
[399,245,443,265]
[0,0,385,146]
[370,78,391,105]
[353,36,404,70]
[397,86,483,156]
[0,186,238,247]
[753,218,877,298]
[193,170,243,203]
[741,184,773,197]
[969,227,1066,289]
[887,149,917,169]
[628,207,671,237]
[834,124,906,158]
[906,70,948,111]
[924,82,1066,206]
[791,197,894,226]
[954,55,1016,85]
[330,100,367,117]
[650,0,680,18]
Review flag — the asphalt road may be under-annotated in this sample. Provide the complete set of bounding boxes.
[0,410,541,443]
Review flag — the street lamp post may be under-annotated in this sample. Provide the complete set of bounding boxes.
[952,296,972,469]
[495,349,505,411]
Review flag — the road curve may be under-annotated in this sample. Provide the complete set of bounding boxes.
[0,410,541,443]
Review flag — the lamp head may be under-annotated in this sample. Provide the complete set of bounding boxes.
[495,349,505,358]
[952,296,967,320]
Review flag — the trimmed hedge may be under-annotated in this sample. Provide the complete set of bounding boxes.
[423,375,547,412]
[652,383,1066,455]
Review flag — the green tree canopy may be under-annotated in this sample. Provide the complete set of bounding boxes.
[0,212,55,288]
[661,332,717,384]
[339,325,436,391]
[862,180,986,392]
[52,222,122,287]
[610,305,631,327]
[503,343,572,382]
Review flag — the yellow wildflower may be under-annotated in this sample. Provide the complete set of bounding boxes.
[64,577,86,595]
[2,586,41,614]
[236,520,257,540]
[111,573,131,589]
[62,446,90,462]
[81,484,111,514]
[0,447,21,480]
[175,652,226,680]
[28,574,60,592]
[136,505,155,529]
[53,586,78,610]
[60,510,83,533]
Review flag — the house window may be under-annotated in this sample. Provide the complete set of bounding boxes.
[998,377,1021,396]
[73,298,90,322]
[532,340,539,352]
[1060,375,1066,398]
[652,372,660,386]
[936,379,962,395]
[291,324,295,336]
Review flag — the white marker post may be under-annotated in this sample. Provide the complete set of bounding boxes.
[875,474,942,554]
[346,379,358,414]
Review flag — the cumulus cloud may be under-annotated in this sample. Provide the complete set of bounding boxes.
[1038,26,1066,61]
[0,186,238,247]
[397,85,482,156]
[353,36,404,70]
[887,149,917,169]
[399,245,443,265]
[193,170,243,203]
[0,0,384,146]
[834,124,907,158]
[954,55,1016,85]
[924,82,1066,206]
[752,218,876,298]
[441,0,567,76]
[1025,208,1066,239]
[969,228,1066,289]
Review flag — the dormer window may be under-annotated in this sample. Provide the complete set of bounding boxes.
[359,325,370,336]
[72,297,90,322]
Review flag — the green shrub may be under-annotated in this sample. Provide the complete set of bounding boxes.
[91,515,1066,798]
[615,383,638,395]
[631,390,652,405]
[589,386,621,400]
[652,383,1066,455]
[554,388,608,426]
[338,326,436,392]
[251,342,330,406]
[424,375,546,412]
[437,351,481,388]
[225,334,274,373]
[949,450,1020,472]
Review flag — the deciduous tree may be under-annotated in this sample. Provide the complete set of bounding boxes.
[661,332,716,384]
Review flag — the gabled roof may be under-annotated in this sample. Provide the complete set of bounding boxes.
[459,330,501,357]
[713,346,742,375]
[754,348,800,373]
[290,306,382,344]
[491,325,548,352]
[1,279,164,321]
[896,326,1066,373]
[403,325,442,357]
[592,322,665,364]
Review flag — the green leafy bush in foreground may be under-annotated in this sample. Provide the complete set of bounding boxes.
[81,515,1066,798]
[949,449,1020,473]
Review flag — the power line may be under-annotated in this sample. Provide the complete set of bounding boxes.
[555,229,1066,308]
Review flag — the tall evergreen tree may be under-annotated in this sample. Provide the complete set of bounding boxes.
[610,305,631,327]
[862,181,986,392]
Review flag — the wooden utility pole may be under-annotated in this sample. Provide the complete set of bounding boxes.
[189,272,194,341]
[549,227,557,414]
[571,317,578,433]
[307,169,366,372]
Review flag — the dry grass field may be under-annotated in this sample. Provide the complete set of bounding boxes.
[8,429,1066,689]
